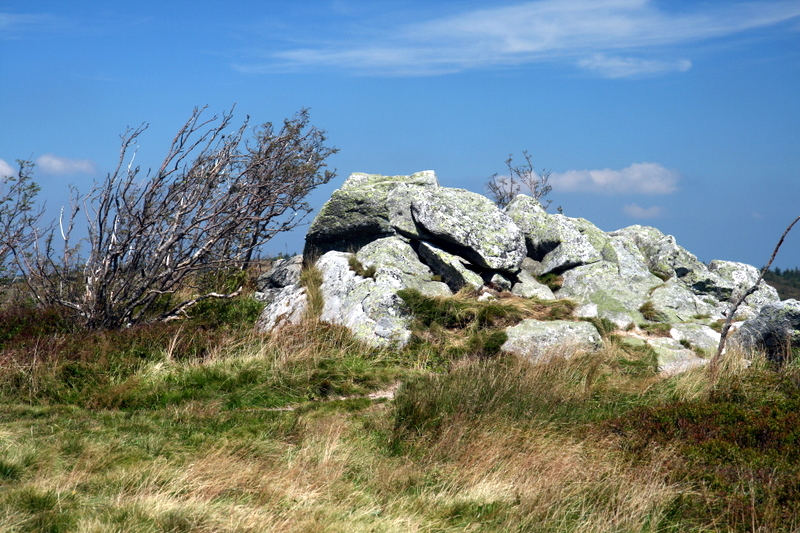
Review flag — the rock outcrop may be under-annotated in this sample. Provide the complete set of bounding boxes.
[257,170,784,371]
[731,300,800,361]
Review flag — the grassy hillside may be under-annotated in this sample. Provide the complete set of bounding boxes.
[1,272,799,532]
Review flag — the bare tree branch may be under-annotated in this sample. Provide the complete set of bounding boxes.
[486,151,551,209]
[17,106,337,328]
[711,215,800,374]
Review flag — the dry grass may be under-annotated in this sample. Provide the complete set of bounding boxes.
[1,276,798,532]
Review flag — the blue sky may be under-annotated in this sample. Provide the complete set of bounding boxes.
[2,0,800,268]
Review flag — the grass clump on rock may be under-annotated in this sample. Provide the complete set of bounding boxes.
[396,288,578,368]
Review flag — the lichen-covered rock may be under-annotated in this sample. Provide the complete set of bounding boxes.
[612,225,705,280]
[412,188,526,272]
[669,323,721,354]
[558,261,663,328]
[505,195,601,274]
[417,241,484,292]
[317,251,411,347]
[519,257,545,278]
[385,183,432,239]
[605,234,655,281]
[648,337,708,374]
[572,217,613,257]
[502,319,602,362]
[706,260,780,310]
[731,299,800,361]
[256,255,303,291]
[511,270,556,300]
[488,273,513,291]
[304,171,438,257]
[355,237,451,297]
[649,279,721,323]
[255,285,307,332]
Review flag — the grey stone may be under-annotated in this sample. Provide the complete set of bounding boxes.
[417,241,484,292]
[253,288,281,305]
[386,183,432,239]
[256,255,303,292]
[519,257,545,277]
[572,217,613,257]
[355,236,451,297]
[731,299,800,361]
[669,323,721,354]
[502,319,603,362]
[612,225,706,280]
[511,269,556,300]
[647,337,708,374]
[412,187,526,272]
[649,279,721,323]
[558,260,663,328]
[706,260,780,311]
[317,251,412,347]
[505,195,601,274]
[606,234,656,281]
[488,273,513,291]
[304,171,438,257]
[255,285,307,333]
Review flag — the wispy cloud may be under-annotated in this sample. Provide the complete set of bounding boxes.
[577,54,691,78]
[0,159,14,179]
[35,154,96,176]
[0,11,58,39]
[238,0,800,77]
[623,203,663,218]
[550,162,679,195]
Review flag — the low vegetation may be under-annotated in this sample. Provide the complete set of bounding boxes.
[1,267,799,532]
[764,266,800,300]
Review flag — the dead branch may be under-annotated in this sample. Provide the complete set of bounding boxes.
[711,215,800,373]
[486,151,551,209]
[18,106,337,328]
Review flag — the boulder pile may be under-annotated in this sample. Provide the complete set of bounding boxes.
[256,171,794,372]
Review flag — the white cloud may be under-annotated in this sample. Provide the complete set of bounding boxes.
[245,0,800,77]
[550,162,679,195]
[0,158,14,179]
[35,154,96,175]
[0,12,57,40]
[577,54,691,78]
[623,203,663,218]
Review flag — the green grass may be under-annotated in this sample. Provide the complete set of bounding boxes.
[1,271,799,531]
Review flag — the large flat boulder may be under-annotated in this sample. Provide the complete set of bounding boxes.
[558,260,663,328]
[304,171,438,257]
[501,319,602,362]
[412,188,526,273]
[649,279,721,323]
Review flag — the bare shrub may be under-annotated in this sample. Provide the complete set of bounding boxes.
[0,160,44,281]
[17,106,337,328]
[486,151,552,208]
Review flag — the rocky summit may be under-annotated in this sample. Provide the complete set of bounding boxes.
[256,170,795,372]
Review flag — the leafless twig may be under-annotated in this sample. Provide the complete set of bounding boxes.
[18,106,337,328]
[711,215,800,374]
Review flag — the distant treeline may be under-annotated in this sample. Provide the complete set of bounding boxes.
[763,267,800,300]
